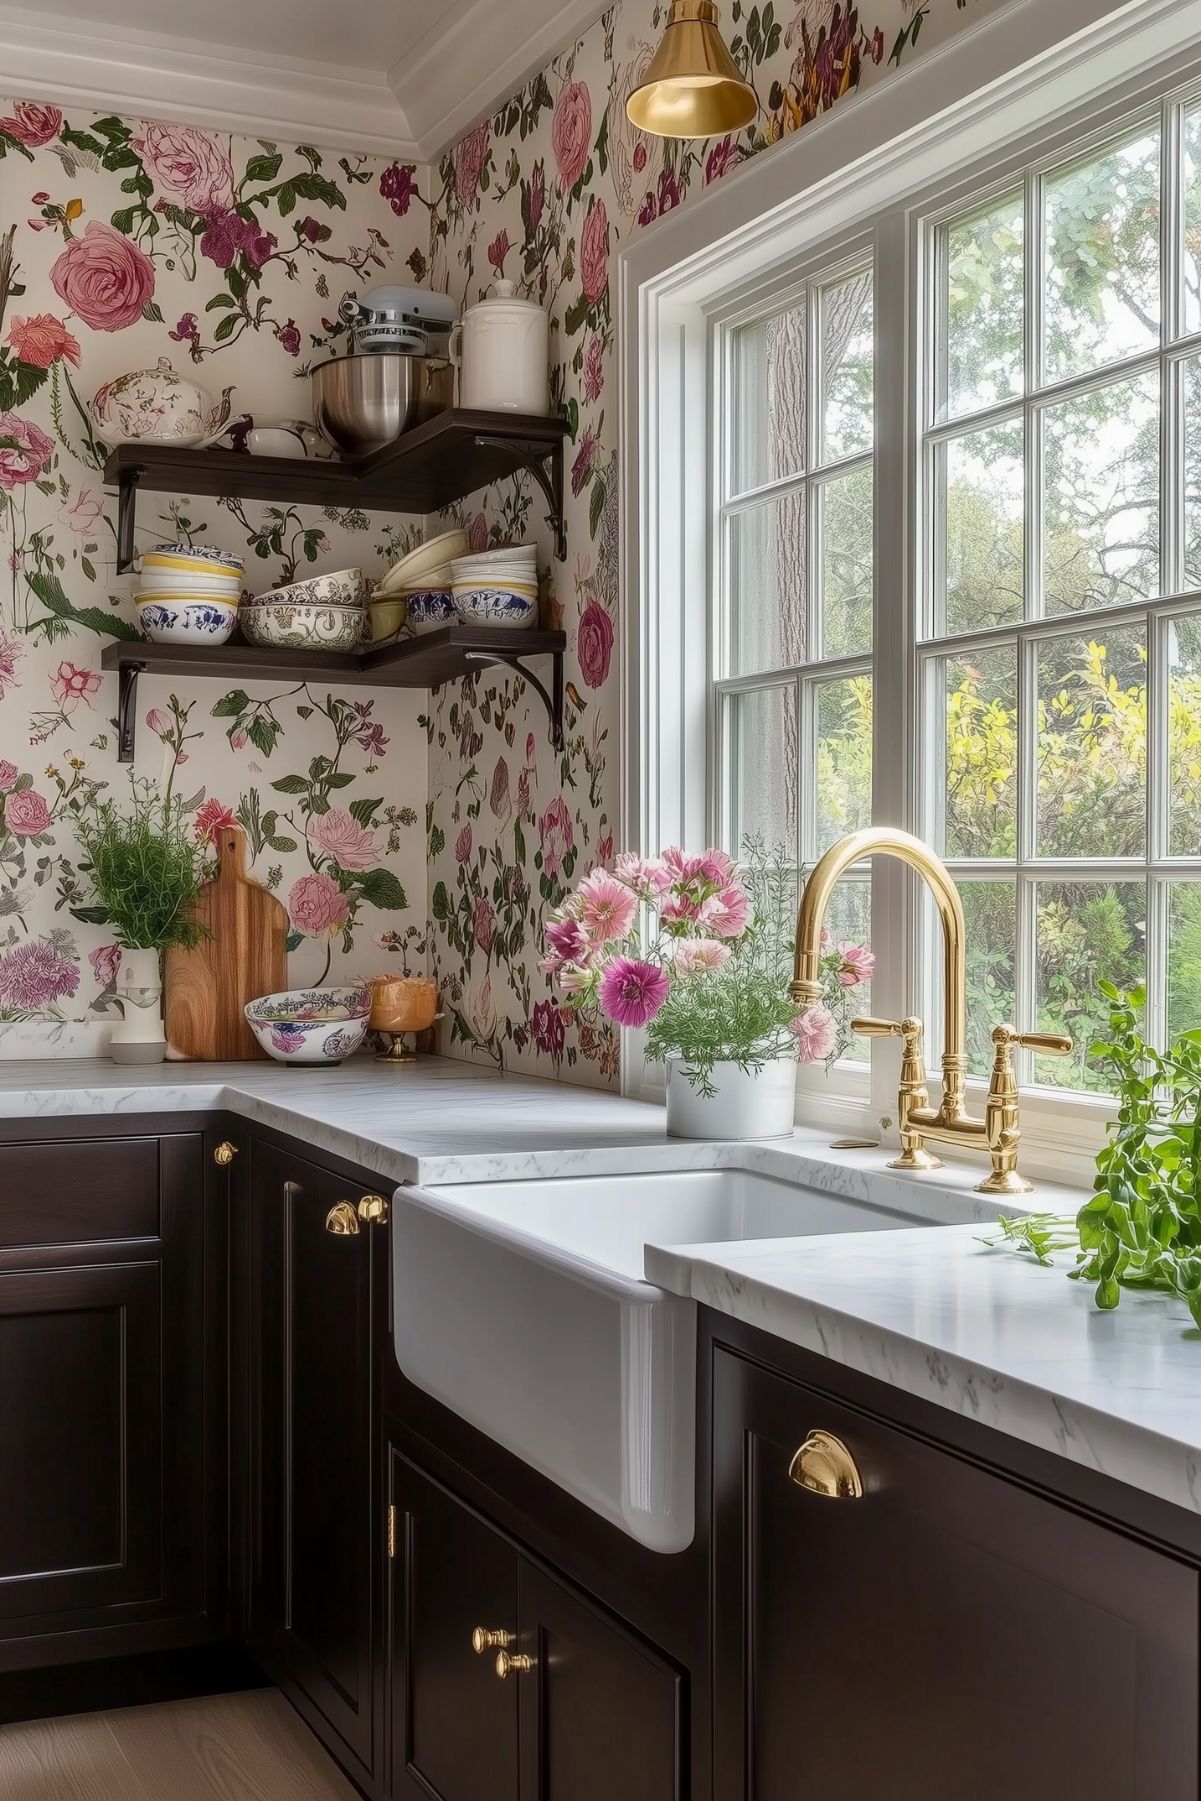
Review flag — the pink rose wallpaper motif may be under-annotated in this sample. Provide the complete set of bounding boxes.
[0,103,428,1051]
[424,0,1003,1087]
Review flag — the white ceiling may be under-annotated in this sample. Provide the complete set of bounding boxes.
[0,0,608,161]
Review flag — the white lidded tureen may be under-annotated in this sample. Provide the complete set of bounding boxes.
[88,358,235,448]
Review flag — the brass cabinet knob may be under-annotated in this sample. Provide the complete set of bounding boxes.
[495,1650,533,1678]
[213,1141,238,1167]
[789,1430,863,1500]
[357,1193,389,1224]
[325,1200,361,1236]
[471,1627,514,1654]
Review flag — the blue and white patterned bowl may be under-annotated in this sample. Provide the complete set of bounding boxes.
[138,599,238,645]
[451,584,538,629]
[404,588,455,634]
[245,984,371,1063]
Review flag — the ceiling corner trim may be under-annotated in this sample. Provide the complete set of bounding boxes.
[395,0,610,162]
[0,9,422,161]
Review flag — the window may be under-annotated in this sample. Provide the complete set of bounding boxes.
[629,11,1201,1139]
[716,262,875,1020]
[919,100,1201,1095]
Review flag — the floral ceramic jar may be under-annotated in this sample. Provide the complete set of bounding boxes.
[88,358,234,448]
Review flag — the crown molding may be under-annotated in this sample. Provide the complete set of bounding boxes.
[0,3,415,160]
[393,0,609,162]
[0,0,611,165]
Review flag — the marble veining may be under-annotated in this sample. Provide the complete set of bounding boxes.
[644,1222,1201,1517]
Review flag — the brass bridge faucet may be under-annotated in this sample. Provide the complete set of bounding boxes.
[790,828,1072,1196]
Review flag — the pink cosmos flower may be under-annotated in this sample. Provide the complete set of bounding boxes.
[289,871,350,938]
[51,661,101,708]
[0,759,18,791]
[7,314,80,369]
[670,938,732,975]
[613,852,673,896]
[790,1004,837,1064]
[663,845,735,886]
[193,797,237,846]
[703,884,753,939]
[575,870,637,945]
[0,412,54,491]
[4,789,52,836]
[544,914,588,966]
[836,941,876,988]
[555,963,596,997]
[308,807,379,873]
[50,221,155,332]
[88,943,122,988]
[598,956,670,1029]
[0,938,79,1009]
[552,81,592,191]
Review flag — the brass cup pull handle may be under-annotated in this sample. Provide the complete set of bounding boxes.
[471,1627,514,1654]
[357,1193,389,1223]
[495,1651,533,1679]
[789,1430,863,1500]
[325,1201,361,1236]
[213,1140,238,1167]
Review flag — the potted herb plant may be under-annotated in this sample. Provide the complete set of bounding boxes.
[541,840,874,1139]
[74,780,211,1065]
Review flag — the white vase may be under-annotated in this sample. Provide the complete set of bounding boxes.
[107,947,167,1066]
[665,1057,797,1140]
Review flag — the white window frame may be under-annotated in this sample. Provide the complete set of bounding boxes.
[619,0,1201,1178]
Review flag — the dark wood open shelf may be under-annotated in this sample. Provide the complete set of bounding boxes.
[104,407,571,570]
[101,624,566,762]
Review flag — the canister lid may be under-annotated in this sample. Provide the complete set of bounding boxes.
[466,278,546,318]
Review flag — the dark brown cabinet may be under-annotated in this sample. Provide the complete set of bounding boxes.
[247,1139,380,1787]
[0,1131,209,1670]
[387,1453,684,1801]
[712,1345,1200,1801]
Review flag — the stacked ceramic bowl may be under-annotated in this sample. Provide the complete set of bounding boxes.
[240,568,368,651]
[450,544,538,628]
[136,542,244,645]
[371,528,469,641]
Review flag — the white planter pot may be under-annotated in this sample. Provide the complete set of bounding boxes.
[108,947,166,1066]
[665,1057,797,1141]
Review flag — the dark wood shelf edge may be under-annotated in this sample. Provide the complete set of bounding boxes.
[101,626,567,764]
[104,408,571,571]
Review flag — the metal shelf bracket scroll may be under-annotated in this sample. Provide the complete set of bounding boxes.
[116,656,147,763]
[471,434,567,563]
[463,648,565,752]
[115,464,144,575]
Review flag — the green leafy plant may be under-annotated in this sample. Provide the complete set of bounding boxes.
[73,780,212,952]
[1071,983,1201,1324]
[976,1212,1077,1266]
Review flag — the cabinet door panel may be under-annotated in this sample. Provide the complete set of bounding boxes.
[713,1348,1199,1801]
[389,1454,519,1801]
[251,1143,374,1774]
[0,1138,160,1253]
[518,1562,682,1801]
[0,1264,161,1623]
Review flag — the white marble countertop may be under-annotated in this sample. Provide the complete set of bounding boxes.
[4,1053,1200,1519]
[645,1221,1201,1518]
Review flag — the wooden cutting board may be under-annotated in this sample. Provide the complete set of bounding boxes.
[165,825,288,1061]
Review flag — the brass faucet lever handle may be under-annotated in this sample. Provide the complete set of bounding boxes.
[851,1016,905,1038]
[1014,1031,1073,1057]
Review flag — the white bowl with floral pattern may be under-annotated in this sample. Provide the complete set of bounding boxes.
[239,603,365,651]
[244,984,371,1063]
[138,599,238,645]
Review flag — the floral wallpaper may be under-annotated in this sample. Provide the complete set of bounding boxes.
[421,0,1007,1088]
[0,101,431,1056]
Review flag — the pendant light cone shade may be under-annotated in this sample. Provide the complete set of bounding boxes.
[626,1,758,139]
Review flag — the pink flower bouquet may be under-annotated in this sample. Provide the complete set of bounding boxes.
[542,840,874,1095]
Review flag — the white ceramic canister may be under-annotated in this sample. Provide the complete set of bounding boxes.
[451,280,549,413]
[665,1057,797,1141]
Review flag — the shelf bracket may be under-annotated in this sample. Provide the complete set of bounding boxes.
[472,435,567,563]
[116,658,147,764]
[464,648,564,752]
[115,465,145,575]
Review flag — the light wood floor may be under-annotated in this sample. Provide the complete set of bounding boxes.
[0,1688,360,1801]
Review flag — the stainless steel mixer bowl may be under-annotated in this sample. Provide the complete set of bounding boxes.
[309,354,453,456]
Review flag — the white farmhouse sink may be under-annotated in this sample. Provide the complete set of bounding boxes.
[392,1167,937,1553]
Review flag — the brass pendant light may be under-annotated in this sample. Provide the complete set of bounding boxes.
[626,1,758,140]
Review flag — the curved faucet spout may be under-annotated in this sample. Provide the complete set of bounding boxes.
[790,827,967,1084]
